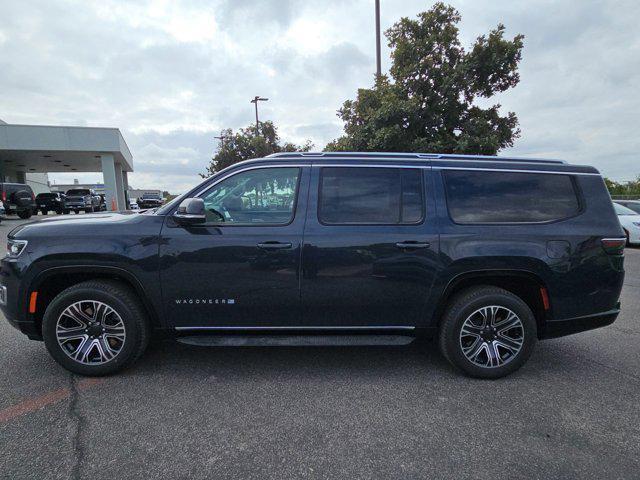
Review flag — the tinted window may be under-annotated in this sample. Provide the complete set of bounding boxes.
[443,170,580,223]
[36,193,56,199]
[319,167,424,224]
[200,167,299,225]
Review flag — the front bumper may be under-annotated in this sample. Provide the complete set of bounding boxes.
[0,257,43,340]
[540,306,620,339]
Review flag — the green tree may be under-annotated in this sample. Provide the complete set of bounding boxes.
[326,2,524,154]
[202,121,312,177]
[605,177,640,197]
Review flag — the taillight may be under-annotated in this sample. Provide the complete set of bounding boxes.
[1,191,5,202]
[31,191,35,201]
[601,238,626,255]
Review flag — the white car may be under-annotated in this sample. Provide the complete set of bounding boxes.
[129,199,140,210]
[614,202,640,245]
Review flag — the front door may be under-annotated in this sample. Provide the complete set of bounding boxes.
[159,165,309,328]
[301,165,440,327]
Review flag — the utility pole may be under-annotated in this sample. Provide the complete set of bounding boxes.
[375,0,381,78]
[250,96,269,134]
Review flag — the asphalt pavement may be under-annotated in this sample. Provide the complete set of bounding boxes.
[1,214,639,479]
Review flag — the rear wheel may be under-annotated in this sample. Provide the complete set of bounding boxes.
[42,280,150,376]
[17,209,32,219]
[439,286,537,379]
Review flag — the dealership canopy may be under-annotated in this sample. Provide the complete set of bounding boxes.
[0,122,133,210]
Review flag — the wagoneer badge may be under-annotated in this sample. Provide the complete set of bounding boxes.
[174,299,236,305]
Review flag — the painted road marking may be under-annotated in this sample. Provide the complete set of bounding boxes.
[0,378,103,423]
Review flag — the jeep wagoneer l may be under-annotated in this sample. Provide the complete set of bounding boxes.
[0,152,625,378]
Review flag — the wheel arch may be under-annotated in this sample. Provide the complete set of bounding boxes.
[433,269,549,337]
[28,265,161,333]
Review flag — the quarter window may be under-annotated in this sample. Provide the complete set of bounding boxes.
[443,170,581,224]
[200,167,300,225]
[319,167,424,225]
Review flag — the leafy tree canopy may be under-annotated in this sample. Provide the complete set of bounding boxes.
[605,177,640,197]
[326,2,524,155]
[202,121,312,177]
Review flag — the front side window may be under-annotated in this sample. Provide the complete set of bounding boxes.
[319,167,424,225]
[443,170,581,224]
[200,167,300,225]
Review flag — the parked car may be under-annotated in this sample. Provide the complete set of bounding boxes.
[613,202,640,245]
[129,198,140,210]
[64,188,100,214]
[0,200,5,221]
[0,152,626,379]
[137,192,164,209]
[614,199,640,214]
[35,192,66,215]
[0,182,36,219]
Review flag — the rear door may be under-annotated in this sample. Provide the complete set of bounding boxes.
[300,164,440,327]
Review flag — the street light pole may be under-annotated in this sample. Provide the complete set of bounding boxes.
[375,0,381,78]
[250,96,269,134]
[214,133,228,149]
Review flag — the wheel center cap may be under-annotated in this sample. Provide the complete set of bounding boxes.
[88,324,102,337]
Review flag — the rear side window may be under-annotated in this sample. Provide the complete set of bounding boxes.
[443,170,581,224]
[319,167,424,225]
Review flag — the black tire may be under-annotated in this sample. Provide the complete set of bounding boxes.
[74,209,80,214]
[438,286,537,379]
[42,280,150,376]
[17,209,32,219]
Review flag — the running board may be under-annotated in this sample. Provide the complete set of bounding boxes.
[176,334,415,347]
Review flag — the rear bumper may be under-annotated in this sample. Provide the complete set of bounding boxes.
[540,306,620,339]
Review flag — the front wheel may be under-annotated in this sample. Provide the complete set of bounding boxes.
[42,280,150,376]
[438,286,537,379]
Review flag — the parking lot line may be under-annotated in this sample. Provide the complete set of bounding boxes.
[0,378,103,423]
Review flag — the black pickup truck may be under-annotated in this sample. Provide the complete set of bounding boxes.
[137,192,164,209]
[35,192,66,215]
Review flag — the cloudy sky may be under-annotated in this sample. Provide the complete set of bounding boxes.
[1,0,638,193]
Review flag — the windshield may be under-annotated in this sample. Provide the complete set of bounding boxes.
[614,203,637,215]
[142,193,161,199]
[67,189,90,195]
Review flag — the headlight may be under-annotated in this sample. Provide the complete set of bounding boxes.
[7,239,28,257]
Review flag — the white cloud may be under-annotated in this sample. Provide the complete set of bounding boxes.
[0,0,639,192]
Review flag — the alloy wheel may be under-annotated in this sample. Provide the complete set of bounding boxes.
[55,300,126,364]
[459,305,524,368]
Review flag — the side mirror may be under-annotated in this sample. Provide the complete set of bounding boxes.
[174,198,206,225]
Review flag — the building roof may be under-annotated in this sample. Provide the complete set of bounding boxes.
[0,123,133,172]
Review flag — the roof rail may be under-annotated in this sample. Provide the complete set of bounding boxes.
[266,151,567,164]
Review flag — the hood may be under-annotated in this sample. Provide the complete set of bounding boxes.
[9,211,145,238]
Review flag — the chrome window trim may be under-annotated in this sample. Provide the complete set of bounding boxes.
[434,166,600,176]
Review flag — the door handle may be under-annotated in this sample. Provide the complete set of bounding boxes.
[395,241,430,250]
[257,242,293,250]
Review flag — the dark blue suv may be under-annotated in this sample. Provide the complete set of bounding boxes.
[0,152,626,378]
